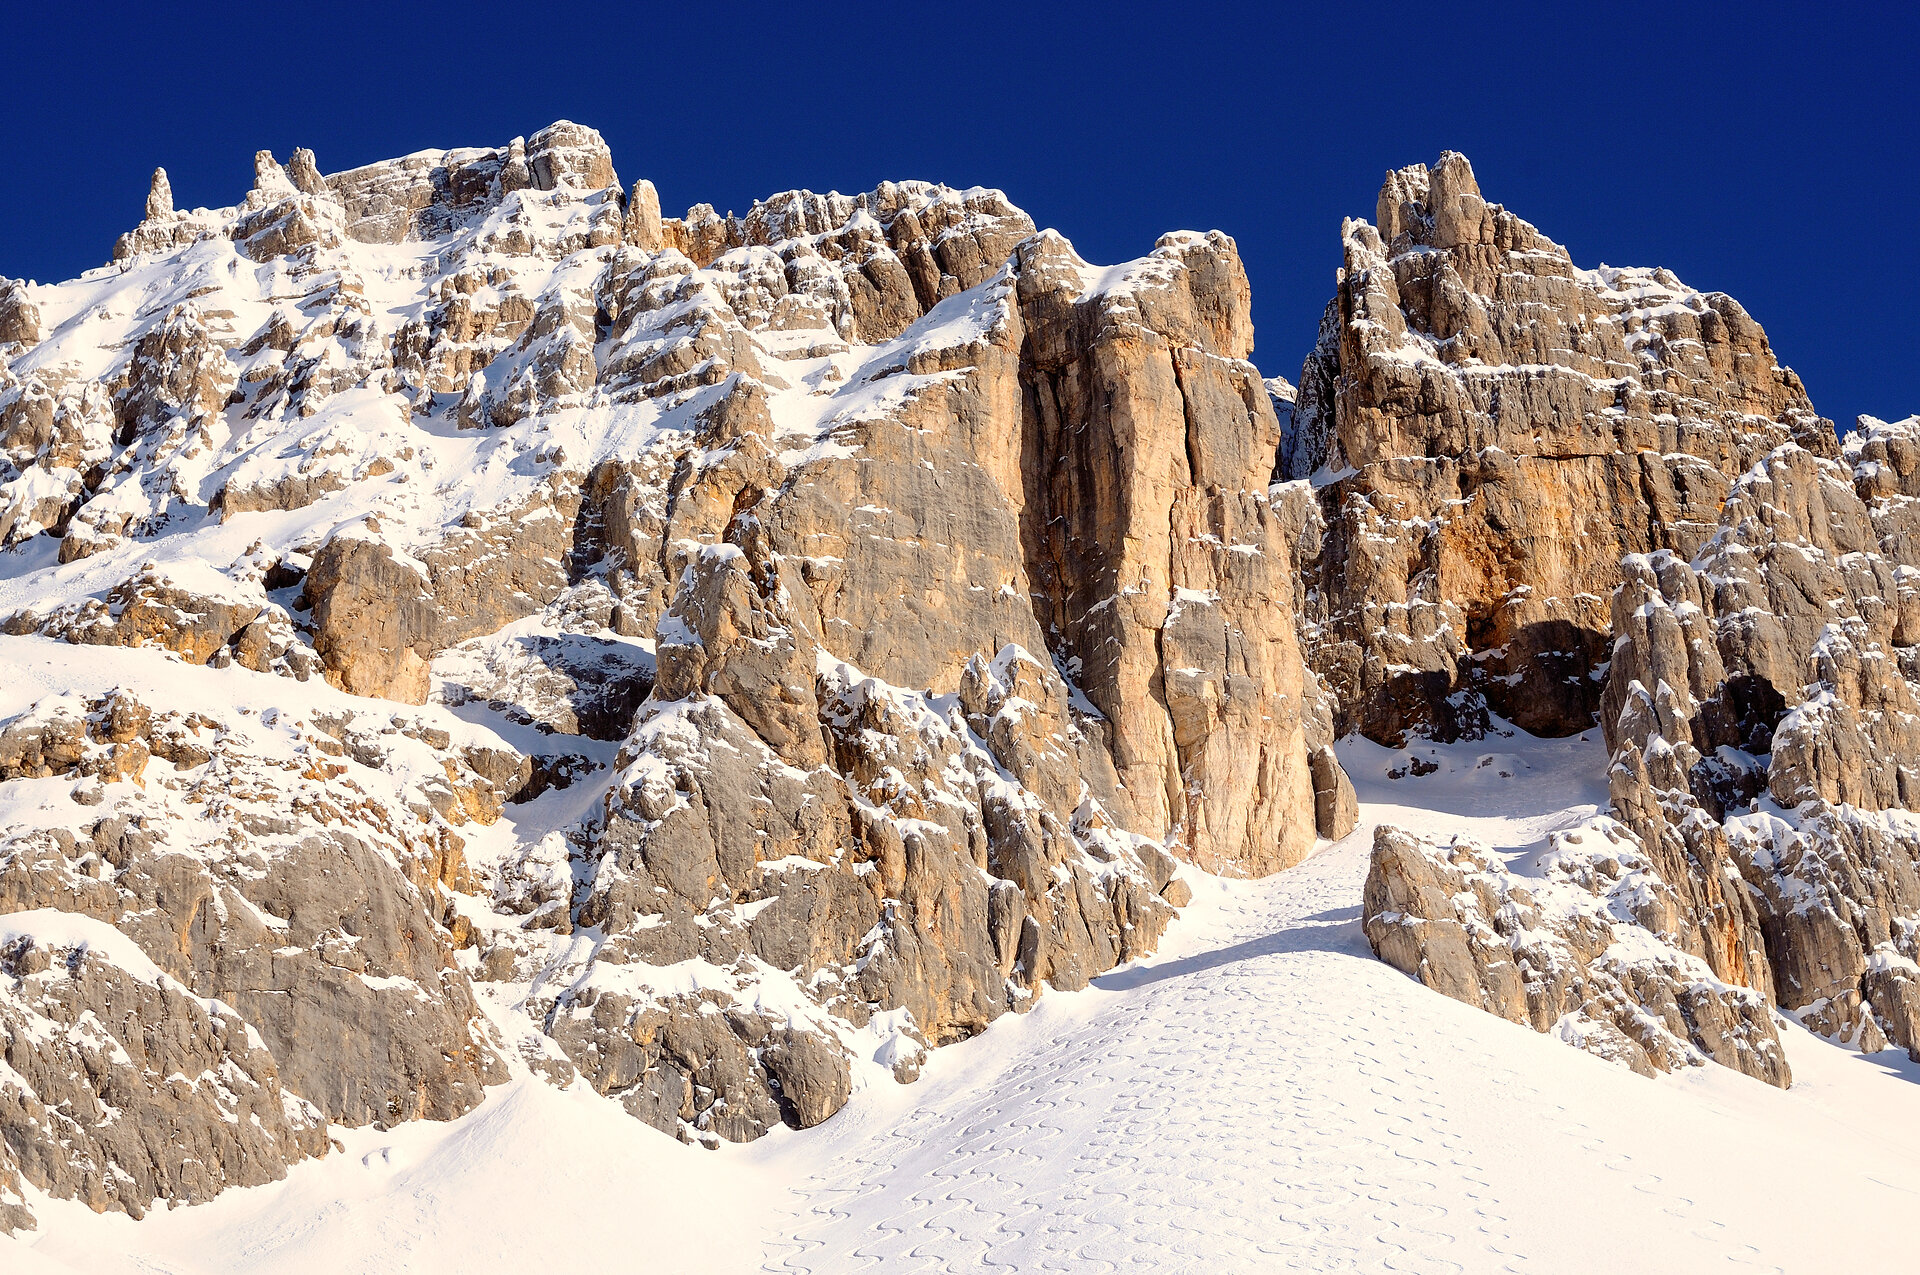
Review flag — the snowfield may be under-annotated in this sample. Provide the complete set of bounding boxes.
[13,729,1920,1274]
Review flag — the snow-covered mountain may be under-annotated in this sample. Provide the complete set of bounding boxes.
[3,125,1919,1270]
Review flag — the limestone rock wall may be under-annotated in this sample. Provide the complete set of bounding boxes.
[0,683,513,1225]
[1016,231,1330,874]
[472,223,1336,1144]
[0,914,331,1220]
[1600,416,1920,1058]
[0,121,1351,1225]
[1358,398,1920,1077]
[1290,152,1834,744]
[1330,158,1920,1090]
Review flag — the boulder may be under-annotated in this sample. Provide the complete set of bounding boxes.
[1364,823,1790,1086]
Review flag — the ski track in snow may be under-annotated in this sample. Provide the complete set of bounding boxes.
[17,730,1920,1273]
[759,841,1561,1273]
[749,731,1920,1274]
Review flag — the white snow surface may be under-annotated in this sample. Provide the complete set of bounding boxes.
[14,729,1920,1273]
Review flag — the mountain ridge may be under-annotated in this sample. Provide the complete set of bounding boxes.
[1,123,1915,1240]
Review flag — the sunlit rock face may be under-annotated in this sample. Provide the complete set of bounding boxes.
[1289,152,1833,745]
[11,118,1918,1235]
[1332,156,1920,1086]
[0,121,1349,1230]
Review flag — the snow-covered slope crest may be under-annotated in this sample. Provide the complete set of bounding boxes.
[0,122,1351,1230]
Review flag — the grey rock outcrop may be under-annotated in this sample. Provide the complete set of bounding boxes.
[0,279,40,350]
[1365,823,1790,1085]
[0,121,1354,1222]
[0,915,331,1223]
[0,685,512,1226]
[9,561,318,680]
[1599,416,1920,1058]
[1310,744,1357,841]
[144,167,173,219]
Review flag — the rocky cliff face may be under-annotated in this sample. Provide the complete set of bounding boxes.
[1332,157,1920,1086]
[1600,416,1920,1058]
[1367,413,1920,1084]
[6,125,1918,1233]
[0,122,1349,1229]
[1289,153,1835,744]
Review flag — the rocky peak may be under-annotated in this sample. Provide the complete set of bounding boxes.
[0,120,1345,1231]
[248,148,298,205]
[286,146,326,195]
[144,166,172,219]
[524,119,618,192]
[1372,150,1500,253]
[1292,152,1834,743]
[624,177,663,250]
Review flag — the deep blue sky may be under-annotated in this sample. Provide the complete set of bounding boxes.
[5,3,1915,427]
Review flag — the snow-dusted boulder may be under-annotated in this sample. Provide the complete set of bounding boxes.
[1365,822,1789,1085]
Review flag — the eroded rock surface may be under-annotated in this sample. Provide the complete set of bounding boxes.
[1289,153,1835,745]
[25,121,1917,1230]
[0,912,330,1221]
[1327,164,1920,1087]
[1365,823,1789,1085]
[1599,416,1920,1059]
[0,121,1349,1226]
[0,681,511,1225]
[1331,160,1920,1089]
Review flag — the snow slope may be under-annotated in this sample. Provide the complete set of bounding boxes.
[15,729,1920,1273]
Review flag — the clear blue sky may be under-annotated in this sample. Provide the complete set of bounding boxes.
[5,2,1915,427]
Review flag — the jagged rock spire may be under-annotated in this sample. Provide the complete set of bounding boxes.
[250,149,296,204]
[500,136,531,194]
[145,167,172,219]
[287,147,325,196]
[625,178,662,251]
[1373,151,1488,252]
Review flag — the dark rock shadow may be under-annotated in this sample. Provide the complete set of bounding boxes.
[1093,907,1372,991]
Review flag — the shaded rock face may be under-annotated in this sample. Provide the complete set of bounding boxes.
[1365,823,1790,1086]
[1289,152,1835,745]
[0,918,330,1221]
[0,122,1349,1223]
